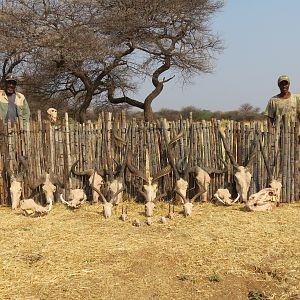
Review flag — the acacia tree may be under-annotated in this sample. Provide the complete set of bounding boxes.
[0,0,136,122]
[0,0,224,122]
[105,0,224,121]
[0,1,34,86]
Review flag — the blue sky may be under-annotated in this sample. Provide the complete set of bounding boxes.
[137,0,300,113]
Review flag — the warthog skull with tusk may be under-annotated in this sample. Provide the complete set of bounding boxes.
[213,188,240,206]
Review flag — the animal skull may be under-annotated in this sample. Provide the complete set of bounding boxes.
[145,201,155,217]
[143,181,158,203]
[192,166,211,202]
[20,197,53,217]
[89,171,104,203]
[10,179,22,210]
[47,107,58,123]
[103,202,114,218]
[246,188,279,212]
[60,189,87,208]
[109,179,124,205]
[183,202,193,217]
[42,173,56,204]
[213,188,240,206]
[234,166,252,203]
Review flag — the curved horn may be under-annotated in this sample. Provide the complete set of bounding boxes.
[113,129,127,145]
[137,185,148,201]
[167,142,181,180]
[214,193,225,205]
[190,189,205,203]
[232,193,240,203]
[244,135,258,167]
[162,123,183,181]
[49,171,65,188]
[152,165,172,183]
[175,189,186,202]
[153,192,167,202]
[258,136,273,180]
[71,160,94,176]
[110,187,126,203]
[60,194,72,207]
[90,184,107,204]
[127,149,148,182]
[28,174,46,190]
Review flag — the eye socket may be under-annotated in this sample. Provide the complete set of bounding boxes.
[268,192,274,196]
[254,203,257,206]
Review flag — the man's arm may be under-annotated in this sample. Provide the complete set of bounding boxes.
[22,98,30,123]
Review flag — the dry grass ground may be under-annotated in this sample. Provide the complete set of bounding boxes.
[0,201,300,300]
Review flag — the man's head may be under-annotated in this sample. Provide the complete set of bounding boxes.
[277,75,290,96]
[5,73,17,95]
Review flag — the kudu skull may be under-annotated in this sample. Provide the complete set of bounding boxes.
[127,148,170,217]
[71,160,104,203]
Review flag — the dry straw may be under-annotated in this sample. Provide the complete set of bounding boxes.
[1,200,300,299]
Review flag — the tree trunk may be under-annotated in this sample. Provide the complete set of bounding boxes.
[144,104,154,122]
[77,91,94,123]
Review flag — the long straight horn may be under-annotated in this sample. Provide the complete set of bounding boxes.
[218,128,239,168]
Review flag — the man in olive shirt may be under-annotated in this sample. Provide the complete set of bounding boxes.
[264,75,300,126]
[264,75,300,198]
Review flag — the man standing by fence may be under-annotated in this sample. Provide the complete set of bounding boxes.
[264,75,300,200]
[264,75,300,126]
[0,73,30,126]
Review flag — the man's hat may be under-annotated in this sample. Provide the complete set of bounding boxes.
[278,75,290,84]
[5,73,17,83]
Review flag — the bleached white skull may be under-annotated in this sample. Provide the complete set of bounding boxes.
[47,107,58,123]
[246,188,279,212]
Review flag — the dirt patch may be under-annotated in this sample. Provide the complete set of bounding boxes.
[0,201,300,299]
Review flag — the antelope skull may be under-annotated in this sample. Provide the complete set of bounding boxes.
[47,107,58,123]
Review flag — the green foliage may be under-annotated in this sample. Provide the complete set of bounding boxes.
[208,272,222,282]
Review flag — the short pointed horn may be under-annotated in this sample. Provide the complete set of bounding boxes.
[232,193,240,203]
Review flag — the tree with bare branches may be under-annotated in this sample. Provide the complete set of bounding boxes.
[106,0,224,121]
[0,0,224,122]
